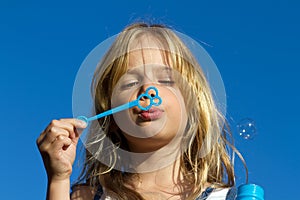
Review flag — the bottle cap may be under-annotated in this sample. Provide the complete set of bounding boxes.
[237,184,264,200]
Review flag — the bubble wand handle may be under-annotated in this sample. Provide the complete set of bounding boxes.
[77,86,162,124]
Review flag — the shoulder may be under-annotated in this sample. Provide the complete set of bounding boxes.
[70,184,98,200]
[206,187,237,200]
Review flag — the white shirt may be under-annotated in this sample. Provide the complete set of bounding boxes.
[206,188,230,200]
[100,188,230,200]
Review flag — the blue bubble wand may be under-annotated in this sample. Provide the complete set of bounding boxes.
[77,86,162,124]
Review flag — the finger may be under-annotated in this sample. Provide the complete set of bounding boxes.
[40,135,73,155]
[37,131,47,147]
[60,118,87,138]
[45,136,71,162]
[37,118,87,148]
[48,119,78,139]
[59,118,87,129]
[37,119,68,143]
[37,120,57,145]
[61,136,73,151]
[50,135,73,151]
[46,119,85,139]
[38,126,70,150]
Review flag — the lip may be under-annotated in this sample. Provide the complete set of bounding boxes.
[137,107,164,121]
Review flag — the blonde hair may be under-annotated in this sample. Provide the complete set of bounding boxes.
[75,23,246,200]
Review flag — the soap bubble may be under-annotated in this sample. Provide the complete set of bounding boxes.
[236,118,257,140]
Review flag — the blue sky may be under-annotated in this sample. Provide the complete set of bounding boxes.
[1,0,299,199]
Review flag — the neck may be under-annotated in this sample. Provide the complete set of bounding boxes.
[124,160,212,200]
[125,134,173,153]
[126,159,189,197]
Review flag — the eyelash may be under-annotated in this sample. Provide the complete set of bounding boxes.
[122,81,139,89]
[158,80,175,85]
[120,72,175,89]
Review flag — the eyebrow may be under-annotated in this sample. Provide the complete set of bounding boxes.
[126,65,171,74]
[126,67,143,75]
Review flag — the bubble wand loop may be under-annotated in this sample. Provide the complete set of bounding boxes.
[77,86,162,124]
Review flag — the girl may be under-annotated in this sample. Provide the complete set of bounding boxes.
[37,23,244,200]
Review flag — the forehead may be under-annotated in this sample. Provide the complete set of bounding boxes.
[128,49,169,69]
[127,34,171,69]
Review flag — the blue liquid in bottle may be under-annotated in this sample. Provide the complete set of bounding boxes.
[236,184,264,200]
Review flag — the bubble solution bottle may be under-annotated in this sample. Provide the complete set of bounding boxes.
[236,184,264,200]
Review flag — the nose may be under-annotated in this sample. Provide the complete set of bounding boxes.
[138,84,157,100]
[136,85,162,111]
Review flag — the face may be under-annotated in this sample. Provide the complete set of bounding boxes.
[111,40,188,153]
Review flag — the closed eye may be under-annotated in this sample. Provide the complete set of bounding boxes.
[121,81,140,89]
[158,79,175,86]
[156,67,175,86]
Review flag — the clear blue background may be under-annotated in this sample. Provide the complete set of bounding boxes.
[1,0,299,199]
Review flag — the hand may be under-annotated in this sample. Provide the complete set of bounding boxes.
[36,118,87,181]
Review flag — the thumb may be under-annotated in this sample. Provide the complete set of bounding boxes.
[73,127,85,145]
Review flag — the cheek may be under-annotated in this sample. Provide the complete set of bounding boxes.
[111,89,137,108]
[165,96,180,117]
[162,89,187,123]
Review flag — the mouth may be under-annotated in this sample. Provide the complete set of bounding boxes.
[136,107,164,121]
